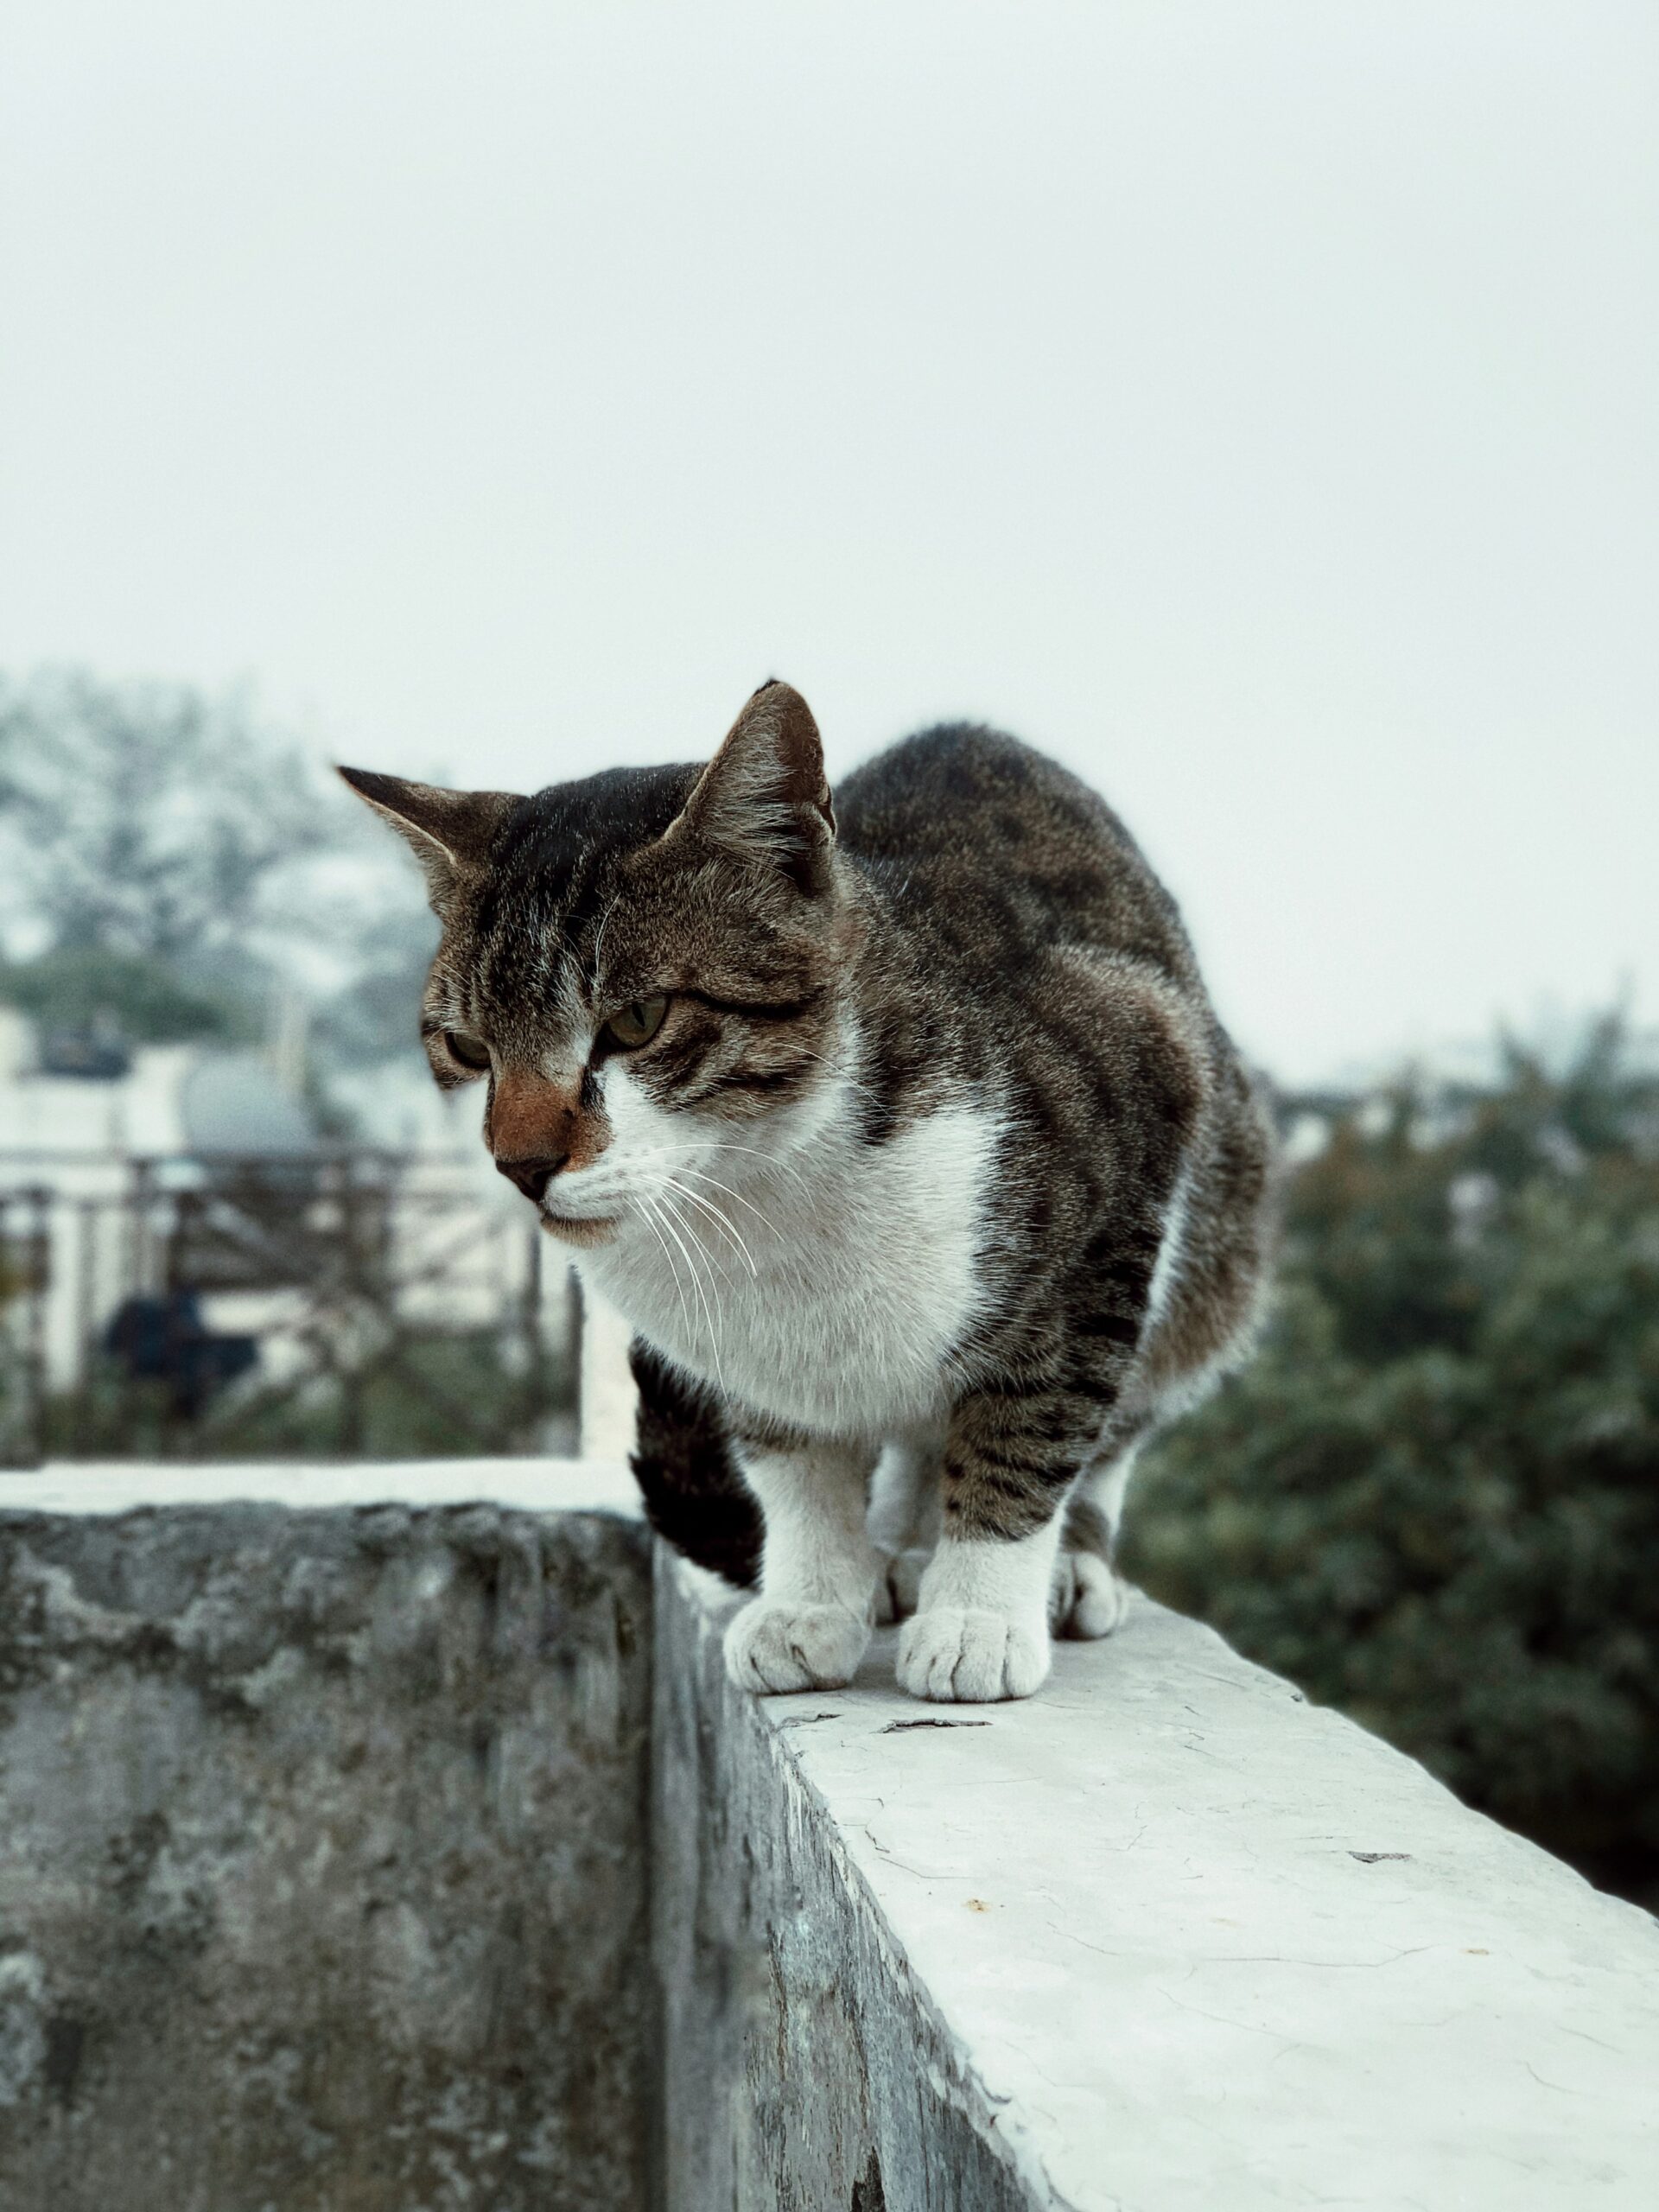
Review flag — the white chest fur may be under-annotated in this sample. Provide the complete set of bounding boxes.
[577,1089,1001,1440]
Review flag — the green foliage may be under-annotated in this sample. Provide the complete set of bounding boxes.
[314,905,440,1066]
[1124,1017,1659,1896]
[0,947,241,1045]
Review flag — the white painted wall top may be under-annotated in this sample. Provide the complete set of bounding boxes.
[719,1573,1659,2212]
[9,1458,641,1519]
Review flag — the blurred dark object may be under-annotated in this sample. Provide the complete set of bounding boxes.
[37,1020,132,1081]
[1127,1013,1659,1906]
[105,1288,257,1418]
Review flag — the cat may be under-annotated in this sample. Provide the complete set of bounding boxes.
[342,680,1275,1701]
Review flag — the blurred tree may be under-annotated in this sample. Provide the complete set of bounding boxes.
[1125,1014,1659,1901]
[314,904,440,1066]
[0,667,434,1083]
[0,668,331,963]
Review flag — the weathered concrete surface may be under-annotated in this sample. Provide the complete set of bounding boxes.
[0,1501,652,2212]
[658,1551,1659,2212]
[655,1542,1050,2212]
[7,1460,1657,2211]
[10,1458,643,1517]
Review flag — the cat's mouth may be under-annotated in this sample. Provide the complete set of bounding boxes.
[537,1205,621,1248]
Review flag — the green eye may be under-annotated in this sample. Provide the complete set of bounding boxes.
[444,1030,491,1071]
[604,996,669,1050]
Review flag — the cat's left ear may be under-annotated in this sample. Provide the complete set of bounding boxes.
[664,680,836,896]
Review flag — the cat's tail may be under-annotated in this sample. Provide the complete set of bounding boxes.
[628,1338,761,1588]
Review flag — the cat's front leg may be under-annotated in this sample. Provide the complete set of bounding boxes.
[897,1384,1102,1702]
[723,1434,881,1694]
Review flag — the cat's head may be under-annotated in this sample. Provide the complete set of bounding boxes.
[340,681,858,1243]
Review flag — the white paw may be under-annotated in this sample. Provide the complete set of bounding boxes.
[895,1607,1050,1703]
[723,1599,871,1694]
[872,1548,928,1626]
[1050,1551,1126,1639]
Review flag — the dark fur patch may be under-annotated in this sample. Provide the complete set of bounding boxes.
[628,1338,760,1587]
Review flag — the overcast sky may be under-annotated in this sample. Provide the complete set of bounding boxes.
[2,1,1653,1083]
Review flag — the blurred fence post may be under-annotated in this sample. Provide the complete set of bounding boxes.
[578,1281,638,1461]
[0,1189,50,1467]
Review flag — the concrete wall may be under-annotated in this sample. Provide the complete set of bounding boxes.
[0,1496,653,2212]
[654,1548,1659,2212]
[653,1544,1038,2212]
[3,1463,1657,2212]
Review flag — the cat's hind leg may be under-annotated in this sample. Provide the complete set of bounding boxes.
[1050,1433,1144,1640]
[868,1430,943,1625]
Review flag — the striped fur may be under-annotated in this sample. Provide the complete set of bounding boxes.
[343,681,1276,1701]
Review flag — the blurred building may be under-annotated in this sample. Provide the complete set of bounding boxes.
[0,1005,569,1459]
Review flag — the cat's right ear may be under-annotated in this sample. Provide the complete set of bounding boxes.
[337,768,519,912]
[661,680,836,896]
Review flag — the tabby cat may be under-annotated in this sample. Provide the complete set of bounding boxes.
[343,681,1274,1701]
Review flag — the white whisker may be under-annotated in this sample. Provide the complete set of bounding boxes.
[590,892,621,988]
[650,1189,726,1393]
[639,1192,694,1344]
[689,1141,816,1198]
[629,1136,811,1216]
[649,1156,779,1238]
[659,1174,758,1276]
[645,1172,743,1281]
[671,1172,781,1248]
[789,1039,889,1116]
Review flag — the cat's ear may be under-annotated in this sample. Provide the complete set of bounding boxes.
[337,768,518,910]
[664,681,836,895]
